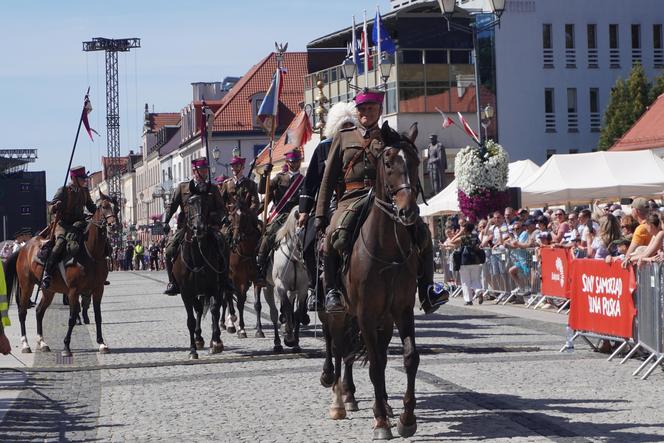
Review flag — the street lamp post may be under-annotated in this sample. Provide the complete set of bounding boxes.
[340,45,394,92]
[437,0,505,145]
[212,147,221,175]
[481,104,495,142]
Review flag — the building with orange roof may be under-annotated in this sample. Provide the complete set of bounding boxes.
[610,93,664,155]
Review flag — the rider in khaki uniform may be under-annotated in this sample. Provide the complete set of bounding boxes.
[219,155,260,250]
[41,166,97,289]
[314,90,448,314]
[255,149,304,285]
[163,157,230,295]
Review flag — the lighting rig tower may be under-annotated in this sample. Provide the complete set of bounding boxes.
[82,37,140,234]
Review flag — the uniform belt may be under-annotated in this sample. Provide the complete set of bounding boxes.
[345,180,374,191]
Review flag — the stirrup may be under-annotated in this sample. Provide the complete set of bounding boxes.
[325,289,344,313]
[164,282,180,296]
[40,274,52,290]
[421,283,448,314]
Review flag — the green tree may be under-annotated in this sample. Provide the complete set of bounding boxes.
[649,70,664,103]
[598,78,631,149]
[626,62,650,121]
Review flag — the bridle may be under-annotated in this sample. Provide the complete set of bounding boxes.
[373,142,419,226]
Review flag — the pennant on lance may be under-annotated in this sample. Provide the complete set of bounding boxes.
[457,112,480,144]
[257,67,285,135]
[435,107,455,129]
[286,110,313,147]
[82,94,99,142]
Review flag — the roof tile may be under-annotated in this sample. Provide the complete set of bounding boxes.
[611,94,664,151]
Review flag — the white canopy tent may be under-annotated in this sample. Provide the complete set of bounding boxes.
[419,159,540,216]
[520,150,664,207]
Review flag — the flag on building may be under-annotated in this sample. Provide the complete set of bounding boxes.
[372,11,396,55]
[286,110,313,147]
[458,112,480,144]
[361,31,373,71]
[257,68,285,135]
[81,94,99,142]
[435,107,455,129]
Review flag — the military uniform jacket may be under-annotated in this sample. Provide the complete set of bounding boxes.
[299,138,332,216]
[165,180,226,228]
[220,176,260,215]
[315,125,383,220]
[51,185,97,225]
[259,170,302,217]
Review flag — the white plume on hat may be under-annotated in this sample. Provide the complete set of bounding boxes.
[324,102,358,139]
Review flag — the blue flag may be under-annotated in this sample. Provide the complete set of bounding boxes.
[372,12,396,55]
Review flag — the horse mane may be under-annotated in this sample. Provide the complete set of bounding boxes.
[275,206,299,243]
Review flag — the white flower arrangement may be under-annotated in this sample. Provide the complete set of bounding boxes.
[454,140,509,196]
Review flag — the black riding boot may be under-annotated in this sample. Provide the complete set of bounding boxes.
[41,245,62,290]
[164,258,180,295]
[323,251,344,313]
[304,239,322,312]
[255,240,269,286]
[418,245,448,314]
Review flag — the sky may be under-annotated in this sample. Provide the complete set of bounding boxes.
[0,0,391,196]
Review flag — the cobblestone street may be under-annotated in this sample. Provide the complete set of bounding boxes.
[1,271,664,442]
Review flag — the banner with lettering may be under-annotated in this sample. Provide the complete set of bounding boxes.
[568,259,637,339]
[540,247,572,298]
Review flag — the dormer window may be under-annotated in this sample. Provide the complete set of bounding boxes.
[250,92,266,128]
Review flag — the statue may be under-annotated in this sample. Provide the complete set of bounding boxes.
[426,134,446,194]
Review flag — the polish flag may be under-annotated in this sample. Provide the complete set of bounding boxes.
[457,112,480,144]
[435,107,454,129]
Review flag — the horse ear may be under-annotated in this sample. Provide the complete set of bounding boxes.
[380,121,391,142]
[406,122,418,144]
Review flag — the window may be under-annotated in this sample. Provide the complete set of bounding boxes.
[425,50,447,64]
[19,182,30,192]
[545,88,555,113]
[20,206,31,215]
[546,149,556,159]
[567,88,577,113]
[400,50,423,64]
[631,24,641,49]
[654,24,663,67]
[250,93,266,128]
[589,88,599,114]
[543,24,552,49]
[587,24,597,49]
[609,24,619,49]
[449,50,471,64]
[567,88,578,132]
[565,24,575,49]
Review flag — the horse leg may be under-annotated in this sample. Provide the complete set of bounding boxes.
[379,323,395,418]
[193,297,204,350]
[342,357,358,411]
[220,289,227,331]
[253,285,265,338]
[35,291,55,352]
[395,310,420,438]
[236,288,247,338]
[62,289,80,357]
[208,289,224,354]
[182,294,198,359]
[92,290,109,354]
[264,287,282,352]
[226,292,237,334]
[319,318,335,388]
[282,290,296,348]
[329,351,346,420]
[18,282,34,353]
[81,294,91,324]
[361,321,392,440]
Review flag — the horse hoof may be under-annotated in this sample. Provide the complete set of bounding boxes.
[372,426,393,440]
[22,347,32,354]
[396,416,417,438]
[227,326,236,334]
[237,330,247,339]
[320,372,334,388]
[39,345,51,353]
[273,344,283,353]
[301,314,310,326]
[284,335,296,347]
[385,403,394,418]
[220,323,226,331]
[291,345,301,353]
[344,401,359,412]
[255,330,265,339]
[195,340,205,351]
[99,344,109,354]
[329,407,347,420]
[61,350,72,358]
[209,342,224,355]
[189,352,198,360]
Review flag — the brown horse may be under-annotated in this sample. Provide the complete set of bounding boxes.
[6,194,118,357]
[328,123,422,440]
[223,203,260,338]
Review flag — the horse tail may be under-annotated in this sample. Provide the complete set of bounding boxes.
[3,250,19,306]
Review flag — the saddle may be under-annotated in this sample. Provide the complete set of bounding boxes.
[34,222,86,267]
[331,192,374,272]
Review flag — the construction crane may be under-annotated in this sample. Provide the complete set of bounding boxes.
[83,37,140,245]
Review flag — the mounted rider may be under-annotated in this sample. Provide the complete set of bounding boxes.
[220,156,260,223]
[41,166,97,289]
[163,157,231,295]
[255,149,304,285]
[298,101,359,311]
[314,89,448,314]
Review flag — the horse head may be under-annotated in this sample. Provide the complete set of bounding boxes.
[186,195,206,238]
[377,121,420,226]
[98,192,120,230]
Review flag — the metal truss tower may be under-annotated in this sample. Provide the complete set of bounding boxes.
[82,37,140,217]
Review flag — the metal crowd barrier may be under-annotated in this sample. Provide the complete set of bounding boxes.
[474,247,541,305]
[436,248,462,298]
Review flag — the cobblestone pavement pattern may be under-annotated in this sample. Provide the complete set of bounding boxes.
[1,271,664,442]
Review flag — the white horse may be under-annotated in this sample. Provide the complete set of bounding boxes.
[255,206,310,352]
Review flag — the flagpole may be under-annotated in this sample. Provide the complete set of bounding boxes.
[352,15,358,90]
[201,100,212,187]
[377,6,382,77]
[363,10,369,89]
[63,86,90,188]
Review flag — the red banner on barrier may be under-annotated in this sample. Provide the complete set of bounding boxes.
[540,247,571,298]
[568,259,637,339]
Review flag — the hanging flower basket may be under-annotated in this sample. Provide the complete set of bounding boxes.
[455,140,509,221]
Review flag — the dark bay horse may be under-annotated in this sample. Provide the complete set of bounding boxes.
[329,123,422,440]
[6,194,118,357]
[223,203,260,338]
[172,195,225,359]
